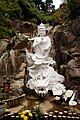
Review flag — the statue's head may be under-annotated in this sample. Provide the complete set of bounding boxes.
[34,75,49,97]
[38,23,46,37]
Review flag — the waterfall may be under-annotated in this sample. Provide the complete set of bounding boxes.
[10,49,16,71]
[53,25,60,35]
[0,52,7,61]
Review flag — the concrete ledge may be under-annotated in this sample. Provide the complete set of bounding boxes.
[1,94,26,108]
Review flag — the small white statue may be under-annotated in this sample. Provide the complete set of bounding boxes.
[26,23,54,65]
[26,23,65,97]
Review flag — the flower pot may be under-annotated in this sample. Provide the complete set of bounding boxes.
[0,102,7,117]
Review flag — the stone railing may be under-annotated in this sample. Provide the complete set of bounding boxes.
[2,94,26,108]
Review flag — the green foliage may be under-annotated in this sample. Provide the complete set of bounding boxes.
[0,69,5,76]
[18,0,42,23]
[0,0,22,38]
[29,18,38,24]
[0,26,15,39]
[52,3,69,25]
[33,105,43,120]
[42,15,54,24]
[18,0,55,24]
[28,2,42,23]
[0,0,55,38]
[45,0,55,13]
[67,0,80,19]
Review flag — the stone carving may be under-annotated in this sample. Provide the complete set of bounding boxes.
[25,23,65,97]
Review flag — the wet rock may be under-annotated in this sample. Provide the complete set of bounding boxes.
[54,17,80,70]
[40,101,53,114]
[10,79,24,95]
[20,21,36,37]
[19,63,26,72]
[71,16,80,36]
[53,17,80,99]
[65,53,80,80]
[0,39,9,56]
[15,69,25,79]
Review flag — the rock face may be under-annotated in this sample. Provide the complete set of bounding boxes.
[0,39,9,56]
[65,53,80,95]
[53,16,80,97]
[0,22,36,100]
[54,17,80,68]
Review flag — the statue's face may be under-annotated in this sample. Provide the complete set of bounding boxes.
[38,23,46,37]
[35,86,49,97]
[38,28,46,37]
[34,77,49,97]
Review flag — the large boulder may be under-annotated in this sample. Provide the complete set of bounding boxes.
[54,16,80,70]
[53,16,80,98]
[0,39,9,56]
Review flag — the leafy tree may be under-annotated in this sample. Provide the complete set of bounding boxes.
[67,0,80,19]
[18,0,30,19]
[45,0,53,12]
[18,0,43,23]
[0,0,22,38]
[40,2,47,13]
[32,0,42,10]
[0,0,55,38]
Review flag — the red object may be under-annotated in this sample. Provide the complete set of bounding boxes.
[3,82,10,93]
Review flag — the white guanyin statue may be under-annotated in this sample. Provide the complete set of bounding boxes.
[25,23,66,97]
